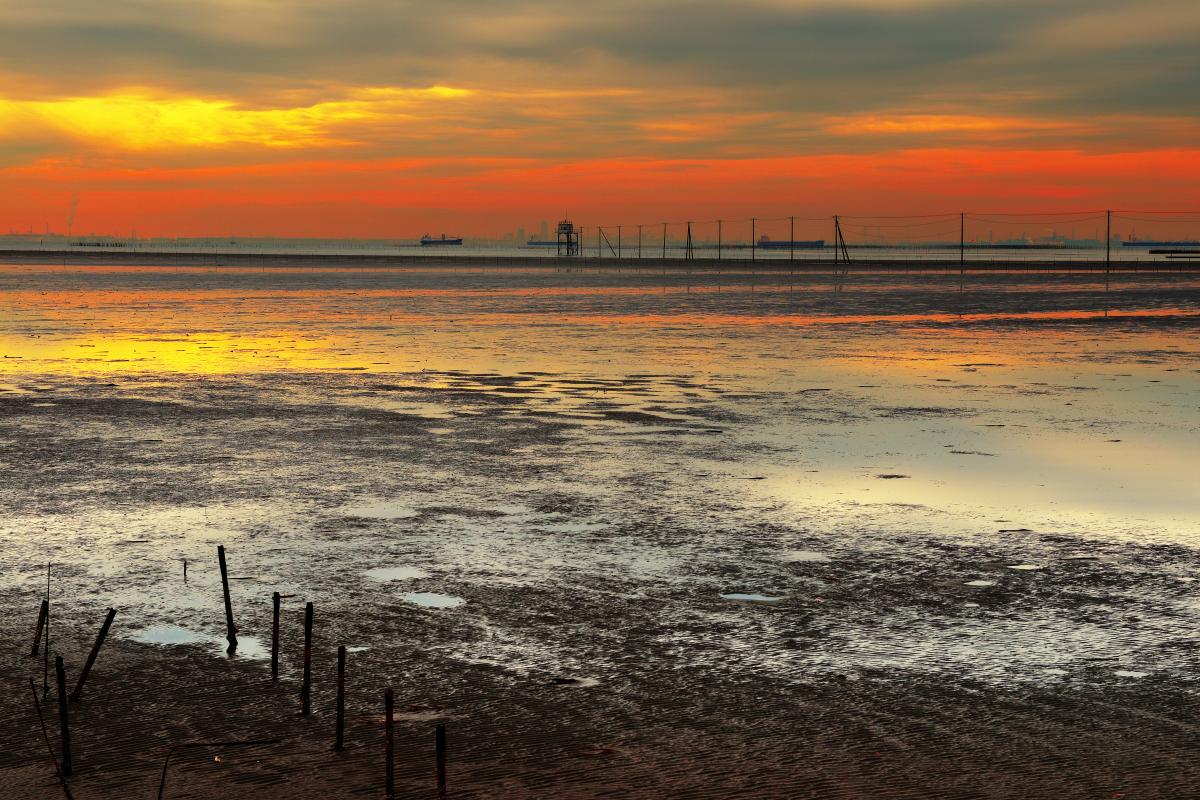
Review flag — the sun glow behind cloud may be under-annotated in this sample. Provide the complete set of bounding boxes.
[0,86,474,150]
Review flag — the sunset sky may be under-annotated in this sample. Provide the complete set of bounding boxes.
[1,0,1199,237]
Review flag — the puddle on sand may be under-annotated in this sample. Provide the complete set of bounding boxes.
[1114,670,1149,678]
[365,566,428,581]
[340,501,419,520]
[403,592,465,609]
[720,593,786,604]
[782,550,831,563]
[964,580,996,587]
[130,626,269,660]
[1007,564,1043,571]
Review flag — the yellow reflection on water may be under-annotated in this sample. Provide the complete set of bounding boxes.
[0,332,344,374]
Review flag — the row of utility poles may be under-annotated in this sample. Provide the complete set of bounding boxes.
[591,211,1115,273]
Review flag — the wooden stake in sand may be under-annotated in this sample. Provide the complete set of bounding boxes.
[31,599,49,656]
[28,678,73,800]
[70,608,116,702]
[300,602,313,716]
[334,645,346,751]
[271,592,281,682]
[217,546,238,651]
[436,723,447,800]
[384,688,395,800]
[43,562,51,699]
[55,656,72,776]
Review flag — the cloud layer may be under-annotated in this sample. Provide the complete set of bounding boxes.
[1,0,1198,234]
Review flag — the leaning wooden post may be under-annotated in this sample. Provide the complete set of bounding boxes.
[384,688,395,800]
[436,723,447,800]
[301,602,313,716]
[217,546,237,651]
[70,607,116,702]
[55,656,72,776]
[334,645,346,751]
[271,592,281,681]
[31,599,48,656]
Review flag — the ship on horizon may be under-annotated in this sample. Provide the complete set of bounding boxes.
[756,235,825,250]
[420,233,463,246]
[1122,233,1200,248]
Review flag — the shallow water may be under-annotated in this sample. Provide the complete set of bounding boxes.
[131,625,270,660]
[1,264,1198,685]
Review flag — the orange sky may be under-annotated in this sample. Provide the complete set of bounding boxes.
[2,1,1199,237]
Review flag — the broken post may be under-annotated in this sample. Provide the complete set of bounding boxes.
[436,723,447,800]
[334,645,346,751]
[384,688,395,800]
[271,592,280,681]
[31,599,48,656]
[217,546,237,651]
[70,607,116,702]
[300,601,313,716]
[55,656,72,776]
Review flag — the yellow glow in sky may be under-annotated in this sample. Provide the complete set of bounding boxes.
[0,86,474,150]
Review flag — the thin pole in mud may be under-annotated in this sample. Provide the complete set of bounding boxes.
[436,723,447,800]
[28,677,73,800]
[43,562,50,699]
[182,559,187,584]
[217,546,237,651]
[271,592,280,681]
[790,216,795,264]
[334,645,346,751]
[384,689,395,800]
[717,220,723,261]
[55,656,72,775]
[301,601,313,716]
[751,218,757,262]
[70,607,116,702]
[662,223,667,260]
[637,225,642,259]
[32,598,48,656]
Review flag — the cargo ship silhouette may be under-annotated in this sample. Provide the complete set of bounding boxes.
[757,236,825,249]
[1122,233,1199,248]
[420,234,463,246]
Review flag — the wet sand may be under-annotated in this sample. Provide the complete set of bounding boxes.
[1,265,1199,797]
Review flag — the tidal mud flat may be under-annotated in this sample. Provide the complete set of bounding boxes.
[1,265,1199,797]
